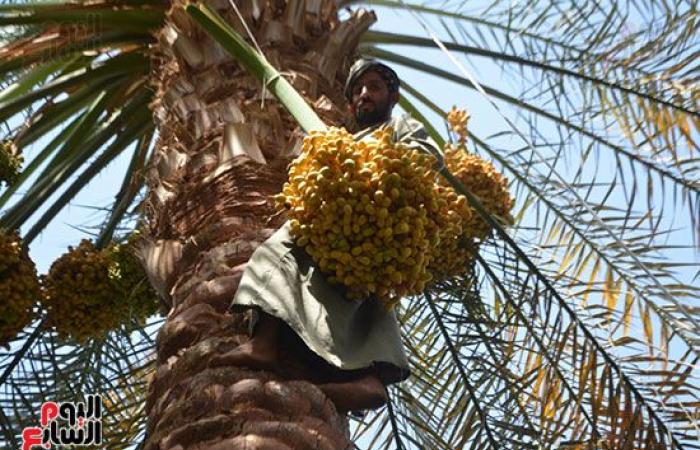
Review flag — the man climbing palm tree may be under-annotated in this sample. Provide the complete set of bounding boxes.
[227,58,440,413]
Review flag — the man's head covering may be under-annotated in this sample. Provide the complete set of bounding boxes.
[344,58,400,100]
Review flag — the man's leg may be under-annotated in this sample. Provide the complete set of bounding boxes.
[318,372,388,413]
[276,324,390,413]
[219,311,389,413]
[214,310,279,370]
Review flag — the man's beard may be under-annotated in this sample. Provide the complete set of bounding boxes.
[355,98,392,130]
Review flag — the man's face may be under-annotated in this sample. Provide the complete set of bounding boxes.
[348,70,399,130]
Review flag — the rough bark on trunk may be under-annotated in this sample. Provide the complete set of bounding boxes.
[141,0,375,448]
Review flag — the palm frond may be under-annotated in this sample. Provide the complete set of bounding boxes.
[346,1,700,447]
[0,318,160,447]
[0,0,160,237]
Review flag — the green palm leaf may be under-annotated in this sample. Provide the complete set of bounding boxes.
[0,0,159,237]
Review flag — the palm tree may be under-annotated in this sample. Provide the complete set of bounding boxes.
[1,0,698,448]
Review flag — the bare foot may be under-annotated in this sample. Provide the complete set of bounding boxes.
[319,374,388,413]
[209,338,277,371]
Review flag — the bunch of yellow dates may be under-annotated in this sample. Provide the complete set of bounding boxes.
[0,230,40,346]
[277,114,513,309]
[0,140,23,186]
[42,235,159,342]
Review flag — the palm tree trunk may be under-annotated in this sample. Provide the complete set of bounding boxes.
[140,0,375,448]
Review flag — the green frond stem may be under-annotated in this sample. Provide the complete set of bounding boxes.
[423,290,504,448]
[384,387,407,450]
[96,127,154,248]
[185,2,326,133]
[396,92,444,146]
[24,114,154,244]
[440,168,684,449]
[362,31,696,115]
[399,81,445,130]
[364,46,698,194]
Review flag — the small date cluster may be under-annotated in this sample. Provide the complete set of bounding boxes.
[0,229,160,346]
[42,236,159,342]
